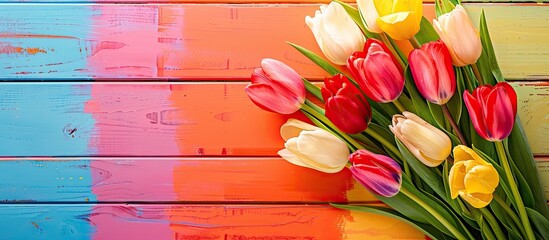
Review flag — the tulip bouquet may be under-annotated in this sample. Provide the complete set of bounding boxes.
[245,0,549,239]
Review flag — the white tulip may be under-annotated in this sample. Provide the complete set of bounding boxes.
[357,0,382,33]
[390,112,452,167]
[278,119,350,173]
[305,2,366,65]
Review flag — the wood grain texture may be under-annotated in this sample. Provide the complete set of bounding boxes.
[0,204,425,240]
[0,82,549,156]
[0,82,547,156]
[0,4,548,80]
[0,157,547,203]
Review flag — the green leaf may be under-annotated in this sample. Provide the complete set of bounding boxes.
[395,138,446,200]
[414,17,440,44]
[368,122,396,146]
[427,102,461,146]
[287,42,340,76]
[489,198,522,240]
[472,146,517,208]
[479,10,504,83]
[331,204,449,240]
[369,100,392,127]
[507,118,549,219]
[302,78,323,101]
[526,207,549,240]
[503,140,535,211]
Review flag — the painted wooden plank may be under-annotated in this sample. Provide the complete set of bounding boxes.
[0,82,547,156]
[0,157,547,203]
[0,4,548,80]
[0,203,425,239]
[0,158,371,203]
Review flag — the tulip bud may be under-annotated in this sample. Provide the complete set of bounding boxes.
[357,0,382,33]
[390,112,452,167]
[373,0,423,41]
[349,149,402,197]
[463,82,517,142]
[433,5,482,67]
[347,39,405,103]
[278,119,350,173]
[409,40,456,105]
[245,59,306,114]
[306,2,366,65]
[321,74,372,134]
[449,145,499,208]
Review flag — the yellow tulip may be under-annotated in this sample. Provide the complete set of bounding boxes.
[278,119,350,173]
[390,112,451,167]
[357,0,383,33]
[449,145,500,208]
[373,0,423,41]
[433,5,482,66]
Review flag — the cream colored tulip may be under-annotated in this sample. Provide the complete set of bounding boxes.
[390,112,451,167]
[449,145,499,208]
[278,119,350,173]
[433,5,482,66]
[357,0,382,33]
[305,2,366,65]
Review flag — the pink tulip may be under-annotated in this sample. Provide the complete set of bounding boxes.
[347,39,404,103]
[245,59,306,114]
[321,74,372,134]
[349,149,402,197]
[409,40,456,105]
[463,82,517,141]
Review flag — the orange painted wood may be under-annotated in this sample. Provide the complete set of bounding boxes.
[0,203,425,239]
[1,4,548,80]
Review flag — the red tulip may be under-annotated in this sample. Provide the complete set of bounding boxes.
[463,82,517,141]
[321,74,372,134]
[245,59,306,114]
[409,40,456,105]
[347,39,405,103]
[349,149,402,197]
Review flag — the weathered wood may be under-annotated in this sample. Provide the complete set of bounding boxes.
[0,157,547,203]
[0,4,548,80]
[0,82,546,156]
[0,203,426,239]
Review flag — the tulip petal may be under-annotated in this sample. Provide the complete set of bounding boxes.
[280,119,320,141]
[485,83,517,140]
[363,52,405,102]
[326,96,369,134]
[449,161,467,199]
[296,130,350,169]
[245,83,302,115]
[261,59,305,98]
[409,49,440,103]
[376,11,420,41]
[459,191,493,208]
[464,164,500,194]
[463,91,490,140]
[351,164,401,197]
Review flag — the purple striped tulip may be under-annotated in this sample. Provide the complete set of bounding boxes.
[321,74,372,134]
[245,59,306,114]
[464,82,517,141]
[349,149,402,197]
[347,39,405,103]
[409,40,456,105]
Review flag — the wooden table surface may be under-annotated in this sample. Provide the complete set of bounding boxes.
[0,0,547,239]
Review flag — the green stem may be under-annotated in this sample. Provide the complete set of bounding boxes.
[392,99,406,113]
[493,195,526,237]
[400,188,468,240]
[471,64,484,86]
[363,128,402,161]
[441,104,468,145]
[301,100,364,151]
[409,37,422,49]
[495,141,536,240]
[461,67,476,90]
[380,33,407,70]
[479,208,506,240]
